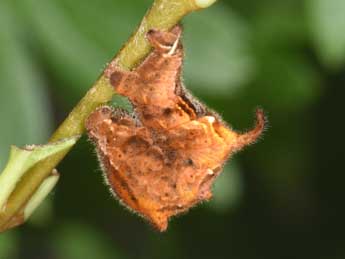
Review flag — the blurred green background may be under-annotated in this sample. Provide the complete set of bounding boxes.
[1,0,345,258]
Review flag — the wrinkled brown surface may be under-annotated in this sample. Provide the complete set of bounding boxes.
[86,25,265,231]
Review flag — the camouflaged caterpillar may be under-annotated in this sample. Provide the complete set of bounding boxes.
[86,25,265,231]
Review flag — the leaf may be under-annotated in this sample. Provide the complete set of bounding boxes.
[0,137,78,209]
[24,171,59,221]
[307,0,345,69]
[0,1,51,168]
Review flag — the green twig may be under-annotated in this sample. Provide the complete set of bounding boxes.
[0,0,216,231]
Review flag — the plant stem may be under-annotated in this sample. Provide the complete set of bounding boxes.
[0,0,216,231]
